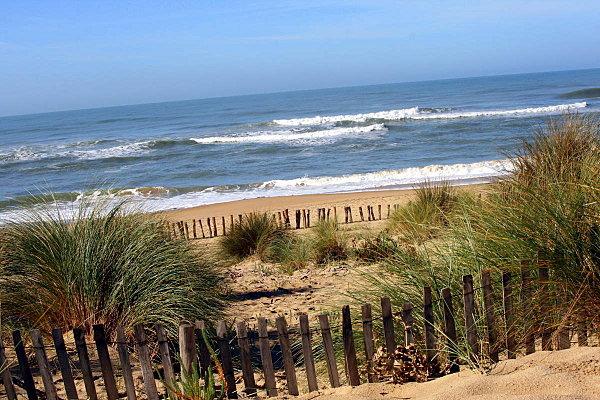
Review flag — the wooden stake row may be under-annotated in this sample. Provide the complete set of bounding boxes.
[0,269,587,400]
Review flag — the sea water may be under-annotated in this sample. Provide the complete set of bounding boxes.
[1,68,599,219]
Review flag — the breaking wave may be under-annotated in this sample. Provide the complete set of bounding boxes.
[190,124,387,144]
[272,102,588,126]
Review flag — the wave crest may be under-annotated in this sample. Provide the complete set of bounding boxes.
[272,102,588,126]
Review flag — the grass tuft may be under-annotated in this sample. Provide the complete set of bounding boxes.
[219,212,287,260]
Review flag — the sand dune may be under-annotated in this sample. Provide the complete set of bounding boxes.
[295,347,600,400]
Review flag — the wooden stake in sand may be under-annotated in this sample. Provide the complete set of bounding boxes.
[318,314,341,388]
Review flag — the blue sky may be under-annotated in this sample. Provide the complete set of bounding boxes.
[2,0,600,116]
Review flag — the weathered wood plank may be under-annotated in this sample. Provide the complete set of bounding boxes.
[257,317,277,397]
[462,275,479,360]
[361,304,377,383]
[92,324,119,400]
[275,316,299,396]
[30,329,58,400]
[520,266,536,354]
[342,305,360,386]
[51,328,78,400]
[13,330,38,400]
[318,314,341,388]
[502,272,516,359]
[179,323,197,375]
[0,336,17,400]
[423,287,437,366]
[380,297,396,353]
[441,288,459,373]
[155,324,175,397]
[217,321,238,399]
[481,270,499,362]
[134,325,159,400]
[116,326,137,400]
[235,321,257,397]
[73,327,98,400]
[401,302,414,346]
[299,314,318,392]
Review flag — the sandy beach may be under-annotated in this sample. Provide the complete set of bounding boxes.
[162,184,489,222]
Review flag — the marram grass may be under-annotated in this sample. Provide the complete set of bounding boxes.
[0,199,225,336]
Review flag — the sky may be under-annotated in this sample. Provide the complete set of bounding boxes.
[1,0,600,117]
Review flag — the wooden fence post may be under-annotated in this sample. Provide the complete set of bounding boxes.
[30,329,58,400]
[502,272,516,359]
[577,322,588,347]
[520,265,536,354]
[184,222,190,239]
[195,320,212,378]
[179,323,197,375]
[12,330,38,400]
[73,327,98,400]
[116,326,137,400]
[213,217,218,236]
[342,305,361,386]
[134,325,159,400]
[51,328,78,400]
[299,314,318,392]
[359,207,364,222]
[216,321,238,399]
[362,304,377,383]
[193,219,198,238]
[441,288,459,373]
[318,314,341,388]
[378,204,382,220]
[275,317,299,396]
[481,270,499,362]
[296,210,301,229]
[402,302,414,345]
[0,336,17,400]
[462,275,479,360]
[235,322,257,396]
[423,287,437,366]
[306,210,311,227]
[92,324,119,400]
[155,324,175,396]
[539,267,553,350]
[381,297,396,353]
[199,219,206,238]
[257,317,277,397]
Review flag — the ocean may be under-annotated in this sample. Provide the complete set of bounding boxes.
[1,68,599,220]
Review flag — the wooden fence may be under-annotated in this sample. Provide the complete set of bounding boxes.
[169,203,402,240]
[0,268,592,400]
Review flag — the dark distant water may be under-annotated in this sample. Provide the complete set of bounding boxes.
[1,68,600,219]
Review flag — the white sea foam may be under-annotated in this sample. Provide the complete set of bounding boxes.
[0,159,512,222]
[190,124,387,144]
[272,102,588,126]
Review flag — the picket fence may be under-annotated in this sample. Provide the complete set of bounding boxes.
[0,267,591,400]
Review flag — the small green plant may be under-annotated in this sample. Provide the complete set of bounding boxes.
[219,212,287,259]
[388,181,458,242]
[266,234,313,273]
[353,231,399,262]
[312,220,348,264]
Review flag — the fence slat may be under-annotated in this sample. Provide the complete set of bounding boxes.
[217,321,238,399]
[235,321,257,396]
[30,330,58,400]
[318,314,341,388]
[481,270,499,362]
[462,275,479,360]
[257,317,277,397]
[299,314,318,392]
[155,324,175,396]
[93,324,119,400]
[423,287,437,366]
[195,320,212,378]
[380,297,396,353]
[0,336,17,400]
[51,328,78,400]
[179,323,197,375]
[361,304,377,383]
[502,272,516,359]
[401,302,414,345]
[134,325,159,400]
[275,316,299,396]
[539,267,553,351]
[12,330,38,400]
[342,305,361,386]
[520,266,536,354]
[116,326,137,400]
[441,288,459,373]
[73,327,98,400]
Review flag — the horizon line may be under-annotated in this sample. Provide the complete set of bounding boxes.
[2,66,599,119]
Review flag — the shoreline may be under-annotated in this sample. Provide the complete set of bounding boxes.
[162,182,490,222]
